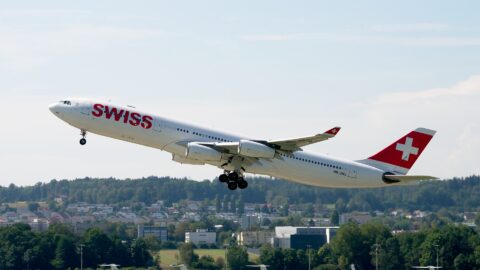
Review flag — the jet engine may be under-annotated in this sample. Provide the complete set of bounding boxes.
[172,154,205,165]
[238,140,275,158]
[186,143,222,161]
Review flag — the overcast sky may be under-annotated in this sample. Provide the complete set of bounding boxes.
[1,1,480,186]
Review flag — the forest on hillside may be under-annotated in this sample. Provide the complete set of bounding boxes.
[1,175,479,212]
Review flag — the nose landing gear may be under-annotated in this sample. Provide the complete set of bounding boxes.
[79,130,87,145]
[219,171,248,190]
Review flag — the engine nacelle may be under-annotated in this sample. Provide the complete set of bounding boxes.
[186,143,222,161]
[172,154,205,165]
[238,140,275,158]
[382,172,399,184]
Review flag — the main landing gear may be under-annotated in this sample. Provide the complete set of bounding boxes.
[79,130,87,145]
[219,171,248,191]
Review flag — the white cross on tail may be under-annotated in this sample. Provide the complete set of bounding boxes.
[396,137,419,161]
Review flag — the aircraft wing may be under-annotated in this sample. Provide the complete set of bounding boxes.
[199,127,341,154]
[267,127,341,151]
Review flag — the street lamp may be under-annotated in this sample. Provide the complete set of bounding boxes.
[78,244,85,270]
[433,244,439,269]
[373,243,380,270]
[223,243,229,270]
[306,244,312,270]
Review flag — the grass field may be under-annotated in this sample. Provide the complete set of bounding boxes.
[7,201,48,209]
[158,248,258,268]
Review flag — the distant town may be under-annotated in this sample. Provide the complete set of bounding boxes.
[0,176,480,269]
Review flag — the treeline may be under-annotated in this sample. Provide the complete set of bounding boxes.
[1,175,480,211]
[0,223,154,270]
[258,223,480,270]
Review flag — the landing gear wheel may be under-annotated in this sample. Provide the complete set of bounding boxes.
[227,181,238,190]
[228,172,239,181]
[79,130,87,145]
[238,179,248,189]
[219,174,228,183]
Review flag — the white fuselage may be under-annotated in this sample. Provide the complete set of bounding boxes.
[50,99,389,188]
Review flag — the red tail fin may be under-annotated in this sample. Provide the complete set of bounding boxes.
[361,128,436,174]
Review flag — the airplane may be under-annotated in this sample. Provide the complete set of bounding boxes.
[49,98,437,190]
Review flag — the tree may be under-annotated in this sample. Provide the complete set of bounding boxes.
[131,238,153,267]
[296,249,308,270]
[397,231,426,269]
[283,248,301,270]
[335,198,346,213]
[375,237,403,270]
[304,204,315,218]
[222,195,229,212]
[0,223,39,270]
[259,245,284,270]
[110,237,132,266]
[454,253,472,270]
[420,225,478,270]
[215,257,225,270]
[51,236,77,270]
[192,255,219,270]
[143,235,161,251]
[82,228,113,268]
[27,202,39,212]
[330,222,372,269]
[227,245,248,270]
[237,196,245,216]
[174,222,189,241]
[330,209,339,226]
[48,200,59,211]
[215,195,221,213]
[230,195,237,213]
[179,242,198,266]
[280,203,289,217]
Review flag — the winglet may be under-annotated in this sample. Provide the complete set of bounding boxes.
[325,127,341,136]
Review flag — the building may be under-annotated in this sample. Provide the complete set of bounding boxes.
[339,212,372,224]
[273,226,339,250]
[185,229,216,245]
[237,231,275,246]
[29,218,50,232]
[137,224,168,241]
[240,215,259,230]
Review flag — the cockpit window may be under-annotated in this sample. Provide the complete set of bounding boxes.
[60,100,71,105]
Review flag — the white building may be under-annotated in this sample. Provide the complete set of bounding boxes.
[185,229,216,245]
[237,231,275,246]
[240,215,259,230]
[28,218,50,232]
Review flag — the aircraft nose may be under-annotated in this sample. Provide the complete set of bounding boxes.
[49,103,61,115]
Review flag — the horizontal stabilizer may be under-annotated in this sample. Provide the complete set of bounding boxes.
[383,174,439,184]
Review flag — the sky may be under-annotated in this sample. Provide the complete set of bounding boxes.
[1,1,480,186]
